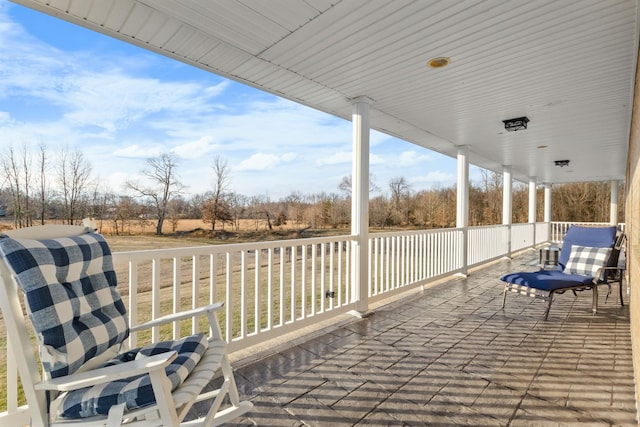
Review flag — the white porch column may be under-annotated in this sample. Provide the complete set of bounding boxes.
[503,166,513,257]
[529,178,537,246]
[543,183,552,222]
[350,96,373,316]
[543,183,552,242]
[457,146,469,275]
[528,178,537,223]
[610,180,619,226]
[502,166,512,225]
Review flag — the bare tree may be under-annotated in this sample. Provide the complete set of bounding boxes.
[37,144,50,225]
[1,144,40,227]
[477,169,503,224]
[21,145,33,226]
[389,176,411,225]
[86,178,118,233]
[58,148,92,225]
[167,196,189,232]
[202,196,233,231]
[2,146,24,227]
[229,192,248,232]
[111,195,136,235]
[202,155,231,231]
[127,153,185,235]
[338,173,380,197]
[285,191,305,228]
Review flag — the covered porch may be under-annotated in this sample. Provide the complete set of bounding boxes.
[2,0,640,425]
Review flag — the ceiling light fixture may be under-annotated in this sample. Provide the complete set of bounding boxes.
[502,116,530,132]
[554,159,570,167]
[427,57,450,68]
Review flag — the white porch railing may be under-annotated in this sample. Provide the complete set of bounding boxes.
[0,220,621,424]
[368,228,464,303]
[550,221,624,243]
[116,235,357,353]
[467,224,509,266]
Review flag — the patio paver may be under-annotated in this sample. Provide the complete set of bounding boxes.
[211,252,636,426]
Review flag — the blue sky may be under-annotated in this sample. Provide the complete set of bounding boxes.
[0,1,467,199]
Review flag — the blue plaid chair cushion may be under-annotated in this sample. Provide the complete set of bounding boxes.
[59,333,209,418]
[564,245,611,278]
[0,232,129,378]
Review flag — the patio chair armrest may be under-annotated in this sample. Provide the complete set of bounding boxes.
[130,302,224,332]
[591,266,623,284]
[35,351,177,392]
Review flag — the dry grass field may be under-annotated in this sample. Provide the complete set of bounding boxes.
[0,218,350,251]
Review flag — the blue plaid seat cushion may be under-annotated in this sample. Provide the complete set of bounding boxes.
[0,232,129,378]
[59,333,209,418]
[564,245,611,278]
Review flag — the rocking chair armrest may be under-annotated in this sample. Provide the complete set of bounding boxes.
[35,351,177,392]
[130,302,224,333]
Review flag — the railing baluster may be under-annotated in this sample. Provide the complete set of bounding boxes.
[129,260,139,347]
[152,258,160,342]
[209,253,216,305]
[329,242,335,310]
[290,245,296,321]
[254,249,261,334]
[225,253,232,341]
[192,255,200,334]
[173,256,180,339]
[301,245,307,319]
[267,248,273,330]
[320,243,326,312]
[311,244,317,316]
[240,250,247,339]
[337,242,342,307]
[279,246,285,326]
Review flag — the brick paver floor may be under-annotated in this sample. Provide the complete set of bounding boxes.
[206,252,636,426]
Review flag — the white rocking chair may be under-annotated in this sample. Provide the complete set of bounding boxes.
[0,224,252,426]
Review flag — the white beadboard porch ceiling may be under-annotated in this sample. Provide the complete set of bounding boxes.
[11,0,640,185]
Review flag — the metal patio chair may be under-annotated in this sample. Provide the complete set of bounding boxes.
[501,225,624,320]
[0,224,252,426]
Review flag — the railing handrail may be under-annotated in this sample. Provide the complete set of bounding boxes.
[114,233,356,259]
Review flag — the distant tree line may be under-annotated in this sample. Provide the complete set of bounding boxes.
[0,144,624,235]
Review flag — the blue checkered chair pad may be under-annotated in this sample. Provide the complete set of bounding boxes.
[0,231,129,378]
[60,334,208,418]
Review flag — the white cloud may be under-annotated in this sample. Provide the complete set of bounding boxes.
[370,130,394,146]
[101,171,136,193]
[57,74,225,135]
[398,150,431,166]
[0,110,11,123]
[171,135,220,159]
[235,152,297,171]
[370,153,385,164]
[113,144,164,158]
[318,151,351,165]
[413,171,455,184]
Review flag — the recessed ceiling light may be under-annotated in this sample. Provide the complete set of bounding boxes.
[427,57,451,68]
